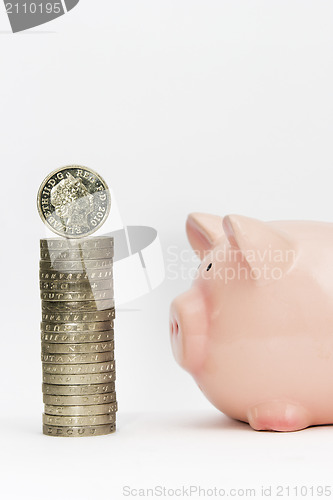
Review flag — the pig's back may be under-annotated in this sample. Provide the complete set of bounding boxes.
[272,220,333,295]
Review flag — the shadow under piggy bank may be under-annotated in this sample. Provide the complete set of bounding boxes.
[4,0,80,33]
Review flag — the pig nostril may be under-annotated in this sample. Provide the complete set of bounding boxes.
[170,318,179,336]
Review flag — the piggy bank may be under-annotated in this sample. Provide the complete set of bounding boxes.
[170,213,333,431]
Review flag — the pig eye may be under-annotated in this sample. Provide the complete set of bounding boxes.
[206,263,212,271]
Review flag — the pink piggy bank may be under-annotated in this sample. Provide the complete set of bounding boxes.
[170,213,333,432]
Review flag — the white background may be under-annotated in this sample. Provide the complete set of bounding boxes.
[0,1,333,498]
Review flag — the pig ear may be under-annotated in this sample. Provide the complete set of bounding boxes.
[222,214,296,283]
[186,213,223,258]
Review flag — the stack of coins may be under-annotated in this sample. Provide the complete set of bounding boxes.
[40,236,117,437]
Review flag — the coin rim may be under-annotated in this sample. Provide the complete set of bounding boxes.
[40,290,114,301]
[44,401,118,415]
[42,382,115,395]
[40,236,114,249]
[41,340,114,354]
[42,413,116,426]
[41,298,115,312]
[39,259,113,270]
[42,371,116,384]
[39,269,113,282]
[39,280,113,291]
[40,248,114,260]
[43,392,117,405]
[41,309,115,322]
[40,321,114,332]
[41,352,114,364]
[42,360,116,375]
[42,423,116,436]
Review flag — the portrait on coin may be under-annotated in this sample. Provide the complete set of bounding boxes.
[50,174,94,229]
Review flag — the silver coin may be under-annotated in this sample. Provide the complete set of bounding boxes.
[41,289,114,302]
[40,248,114,261]
[40,259,113,271]
[41,308,115,323]
[41,352,114,364]
[41,320,113,333]
[43,371,116,385]
[42,360,115,375]
[41,331,114,344]
[43,392,116,406]
[40,236,114,250]
[41,299,115,312]
[40,280,113,292]
[40,268,113,282]
[37,166,111,239]
[42,341,114,354]
[44,401,118,415]
[43,423,116,437]
[42,382,115,395]
[43,413,116,427]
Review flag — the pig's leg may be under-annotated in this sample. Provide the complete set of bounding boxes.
[246,400,312,432]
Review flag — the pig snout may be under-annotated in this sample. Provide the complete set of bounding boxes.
[169,289,208,376]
